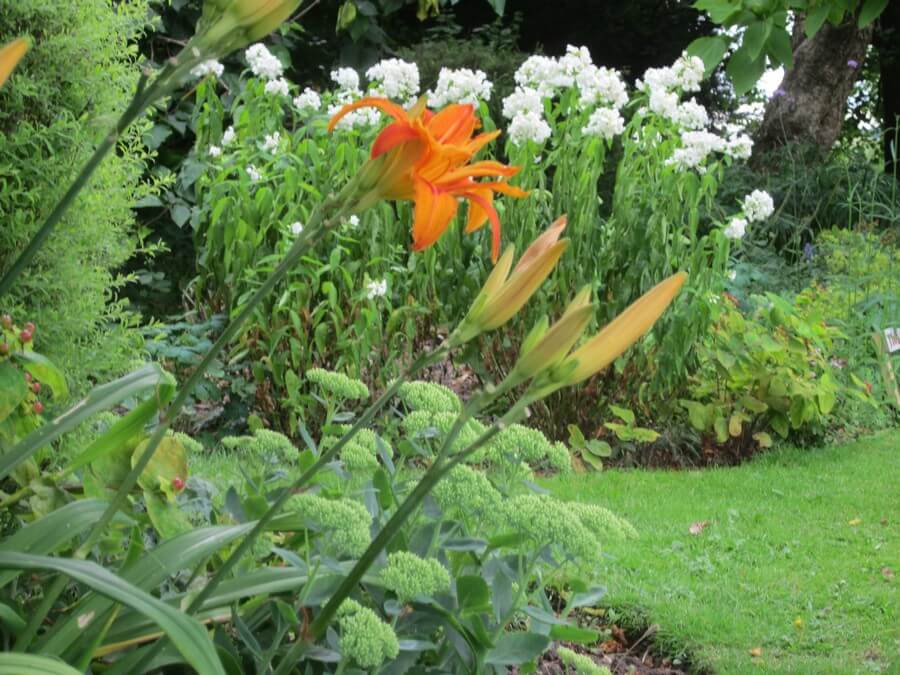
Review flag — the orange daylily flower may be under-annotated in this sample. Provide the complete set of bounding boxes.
[329,97,527,261]
[0,38,30,90]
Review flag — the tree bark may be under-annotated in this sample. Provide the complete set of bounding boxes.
[752,15,873,164]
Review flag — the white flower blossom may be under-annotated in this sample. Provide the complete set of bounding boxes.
[575,65,628,109]
[246,165,262,182]
[502,87,544,120]
[208,145,222,158]
[582,107,624,140]
[724,216,747,240]
[515,55,571,97]
[672,52,705,92]
[290,221,303,235]
[429,67,493,106]
[507,111,552,146]
[648,88,679,119]
[245,43,283,80]
[559,44,593,77]
[331,67,360,91]
[672,98,709,130]
[293,87,321,111]
[191,59,224,79]
[728,270,737,281]
[327,92,380,130]
[742,189,774,222]
[366,58,420,100]
[348,215,360,228]
[726,133,753,160]
[264,77,290,97]
[367,279,387,299]
[222,125,236,146]
[263,132,281,152]
[666,130,726,170]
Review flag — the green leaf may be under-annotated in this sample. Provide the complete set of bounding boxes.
[0,500,125,589]
[609,405,634,425]
[586,440,612,458]
[0,365,172,480]
[456,575,492,616]
[566,586,607,610]
[0,653,82,674]
[753,432,773,448]
[0,601,25,634]
[726,45,767,95]
[766,27,793,68]
[680,400,713,431]
[580,451,604,471]
[805,5,830,37]
[549,624,600,644]
[858,0,888,27]
[485,632,550,665]
[0,361,27,424]
[742,20,771,61]
[13,352,67,399]
[713,416,729,443]
[694,0,742,24]
[566,424,585,448]
[40,524,255,658]
[687,36,729,75]
[0,553,224,675]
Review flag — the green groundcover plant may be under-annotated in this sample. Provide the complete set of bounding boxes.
[0,4,687,673]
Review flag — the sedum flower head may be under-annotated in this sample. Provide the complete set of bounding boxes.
[567,502,639,540]
[432,464,502,520]
[397,380,462,413]
[340,441,379,473]
[336,599,400,668]
[402,411,486,454]
[501,494,602,566]
[306,368,369,400]
[173,431,204,455]
[557,646,612,675]
[489,423,561,466]
[285,494,372,557]
[382,551,451,601]
[221,428,296,465]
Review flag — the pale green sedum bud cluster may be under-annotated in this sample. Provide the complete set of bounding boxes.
[336,599,400,668]
[431,464,503,520]
[306,367,369,400]
[567,502,639,541]
[488,423,572,472]
[500,495,603,566]
[285,494,372,557]
[381,551,451,602]
[221,428,296,465]
[557,646,612,675]
[397,380,462,413]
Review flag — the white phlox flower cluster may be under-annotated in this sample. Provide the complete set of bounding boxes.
[428,67,493,106]
[191,59,224,79]
[672,98,709,130]
[293,87,321,111]
[582,107,625,140]
[246,164,262,182]
[508,111,551,146]
[724,216,747,240]
[742,189,775,222]
[575,64,628,110]
[515,54,571,97]
[245,43,283,80]
[208,145,222,158]
[726,133,753,159]
[366,58,420,101]
[328,68,380,130]
[665,130,726,170]
[262,132,281,152]
[638,52,712,134]
[264,77,290,97]
[502,87,543,120]
[222,126,236,146]
[366,279,387,299]
[347,215,360,228]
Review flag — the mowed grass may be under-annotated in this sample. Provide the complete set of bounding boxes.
[539,430,900,674]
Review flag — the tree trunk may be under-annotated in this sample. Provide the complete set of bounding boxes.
[752,15,873,164]
[876,1,900,176]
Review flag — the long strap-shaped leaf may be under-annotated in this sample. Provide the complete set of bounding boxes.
[0,364,174,480]
[39,523,255,657]
[0,553,224,675]
[0,500,129,588]
[0,653,82,674]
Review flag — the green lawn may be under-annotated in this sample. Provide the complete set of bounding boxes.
[540,430,900,674]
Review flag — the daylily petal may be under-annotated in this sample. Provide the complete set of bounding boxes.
[371,121,424,159]
[411,178,460,252]
[427,103,478,145]
[464,189,501,262]
[438,160,521,185]
[327,96,409,135]
[0,38,29,90]
[464,130,501,156]
[512,215,567,275]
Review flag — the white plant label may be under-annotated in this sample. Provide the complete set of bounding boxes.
[885,328,900,353]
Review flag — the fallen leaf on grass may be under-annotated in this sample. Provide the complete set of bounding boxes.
[749,647,763,658]
[689,520,710,535]
[848,518,862,526]
[882,566,894,581]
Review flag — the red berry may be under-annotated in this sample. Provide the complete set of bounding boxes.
[33,401,44,414]
[172,477,185,491]
[19,330,32,343]
[31,382,40,393]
